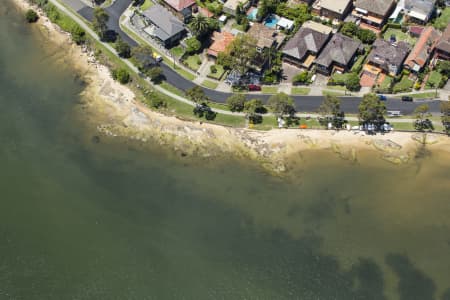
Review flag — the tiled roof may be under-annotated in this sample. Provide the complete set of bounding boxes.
[163,0,196,12]
[315,33,361,68]
[355,0,395,16]
[436,24,450,54]
[368,39,410,70]
[199,7,214,17]
[405,27,440,69]
[247,23,285,49]
[282,23,331,60]
[207,31,235,57]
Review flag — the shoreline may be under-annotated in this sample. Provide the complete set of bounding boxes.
[11,0,450,175]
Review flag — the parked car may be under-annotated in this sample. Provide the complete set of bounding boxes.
[248,84,261,91]
[401,96,413,102]
[377,94,387,101]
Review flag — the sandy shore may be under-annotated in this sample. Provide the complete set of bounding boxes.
[13,0,450,175]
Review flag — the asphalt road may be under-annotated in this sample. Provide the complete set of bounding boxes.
[61,0,443,114]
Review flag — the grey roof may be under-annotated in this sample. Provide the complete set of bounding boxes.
[315,33,361,68]
[282,26,330,60]
[142,4,185,41]
[368,39,410,69]
[405,0,436,17]
[355,0,395,16]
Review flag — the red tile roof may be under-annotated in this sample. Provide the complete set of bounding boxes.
[164,0,196,11]
[409,26,424,36]
[405,27,441,70]
[207,31,235,57]
[199,7,214,17]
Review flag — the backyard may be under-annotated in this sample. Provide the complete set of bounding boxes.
[434,7,450,30]
[383,29,417,46]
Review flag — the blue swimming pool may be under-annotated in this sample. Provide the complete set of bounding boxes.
[264,14,279,28]
[247,7,258,21]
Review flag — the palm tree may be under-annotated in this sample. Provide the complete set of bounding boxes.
[189,15,209,37]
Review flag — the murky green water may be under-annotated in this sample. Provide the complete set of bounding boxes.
[1,2,450,299]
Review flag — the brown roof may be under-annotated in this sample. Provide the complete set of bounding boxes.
[354,0,395,16]
[282,23,331,61]
[405,27,441,70]
[367,39,410,71]
[246,23,285,49]
[436,24,450,54]
[207,31,235,57]
[163,0,195,11]
[315,33,361,68]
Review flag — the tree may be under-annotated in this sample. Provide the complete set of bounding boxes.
[340,22,358,37]
[189,15,209,37]
[115,37,131,58]
[70,24,86,44]
[226,94,247,112]
[318,95,345,129]
[267,93,295,117]
[440,101,450,135]
[244,98,265,124]
[436,60,450,77]
[292,71,311,85]
[112,68,130,84]
[132,45,154,71]
[346,73,361,91]
[186,86,208,105]
[93,7,109,40]
[357,29,376,44]
[185,37,201,54]
[147,67,164,83]
[222,35,257,75]
[25,9,39,23]
[414,104,433,131]
[358,93,386,128]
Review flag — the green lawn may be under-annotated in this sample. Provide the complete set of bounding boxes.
[140,0,154,11]
[208,101,231,111]
[261,86,278,94]
[395,92,438,99]
[322,90,344,96]
[159,82,185,97]
[426,71,442,89]
[383,29,417,46]
[291,87,310,95]
[202,80,219,89]
[184,54,202,71]
[208,64,226,80]
[169,46,184,58]
[393,76,414,93]
[329,73,350,85]
[326,85,347,91]
[231,22,247,32]
[434,7,450,30]
[380,76,393,90]
[351,54,366,73]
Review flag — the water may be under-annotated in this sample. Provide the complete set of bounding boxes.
[264,14,280,29]
[1,1,450,299]
[247,7,258,21]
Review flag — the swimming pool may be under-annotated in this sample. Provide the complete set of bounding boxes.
[247,7,258,21]
[264,14,280,28]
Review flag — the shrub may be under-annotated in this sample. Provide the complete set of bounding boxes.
[112,68,130,84]
[147,67,164,83]
[70,24,86,44]
[185,37,201,54]
[25,9,39,23]
[292,71,311,85]
[210,65,217,73]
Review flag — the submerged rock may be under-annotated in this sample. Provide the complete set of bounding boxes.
[381,153,410,165]
[373,139,402,152]
[412,133,439,145]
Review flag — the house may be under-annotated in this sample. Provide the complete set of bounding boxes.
[161,0,197,23]
[199,7,214,18]
[207,31,235,58]
[315,33,362,74]
[142,5,187,47]
[367,39,410,76]
[404,0,436,24]
[409,26,425,37]
[404,27,441,72]
[312,0,353,20]
[435,24,450,61]
[282,21,332,68]
[352,0,396,31]
[246,23,285,52]
[223,0,249,16]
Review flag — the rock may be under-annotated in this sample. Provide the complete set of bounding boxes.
[381,153,410,165]
[373,139,402,152]
[412,133,439,145]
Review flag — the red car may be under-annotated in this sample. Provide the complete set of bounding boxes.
[248,84,261,91]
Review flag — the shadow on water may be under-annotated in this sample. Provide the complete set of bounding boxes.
[442,289,450,300]
[386,253,436,300]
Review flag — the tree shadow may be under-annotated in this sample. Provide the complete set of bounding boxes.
[442,288,450,300]
[385,253,436,300]
[349,258,387,300]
